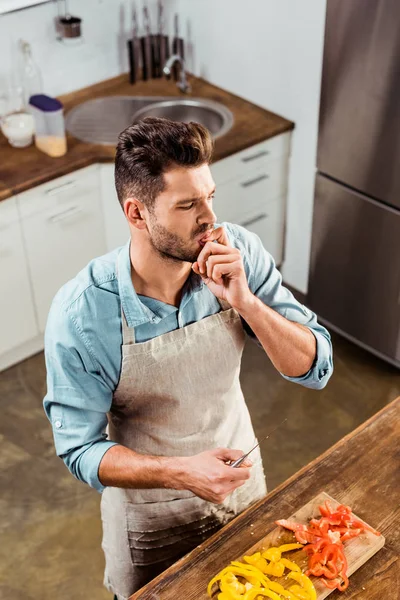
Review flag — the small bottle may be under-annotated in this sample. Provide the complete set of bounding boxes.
[20,40,43,107]
[29,94,67,158]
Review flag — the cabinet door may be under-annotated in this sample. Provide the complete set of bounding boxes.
[238,196,285,266]
[212,157,288,224]
[0,198,38,355]
[100,164,130,251]
[211,132,291,186]
[20,172,107,332]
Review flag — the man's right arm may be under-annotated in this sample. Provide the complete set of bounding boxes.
[44,303,251,502]
[98,445,252,504]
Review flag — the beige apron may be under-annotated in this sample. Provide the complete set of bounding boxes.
[101,282,267,599]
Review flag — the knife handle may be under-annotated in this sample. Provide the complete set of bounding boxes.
[140,36,152,81]
[172,37,184,81]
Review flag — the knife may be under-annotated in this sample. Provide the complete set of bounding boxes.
[128,4,140,84]
[157,0,169,78]
[230,418,287,468]
[141,4,152,81]
[172,13,184,81]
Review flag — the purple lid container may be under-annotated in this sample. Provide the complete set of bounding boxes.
[29,94,63,112]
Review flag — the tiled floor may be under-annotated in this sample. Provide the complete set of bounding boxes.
[1,331,399,599]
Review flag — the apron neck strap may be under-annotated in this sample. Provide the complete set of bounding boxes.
[121,309,135,344]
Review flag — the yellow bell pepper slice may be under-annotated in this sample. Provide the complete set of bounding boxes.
[268,581,300,600]
[288,572,316,600]
[220,573,246,595]
[244,589,282,600]
[288,585,310,600]
[264,561,285,578]
[230,561,271,584]
[280,558,301,573]
[207,567,259,596]
[277,543,304,553]
[243,555,269,573]
[262,547,282,562]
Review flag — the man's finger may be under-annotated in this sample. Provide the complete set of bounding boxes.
[197,242,238,274]
[202,226,231,247]
[205,254,238,279]
[213,447,244,461]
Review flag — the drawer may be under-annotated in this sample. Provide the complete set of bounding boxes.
[0,196,19,229]
[18,164,99,219]
[211,132,291,186]
[237,196,285,266]
[214,156,288,223]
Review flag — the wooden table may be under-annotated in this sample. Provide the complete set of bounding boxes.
[130,396,400,599]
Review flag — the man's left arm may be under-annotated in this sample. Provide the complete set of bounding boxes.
[193,223,333,390]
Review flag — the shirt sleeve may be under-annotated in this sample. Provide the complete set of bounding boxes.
[226,223,333,390]
[43,299,119,493]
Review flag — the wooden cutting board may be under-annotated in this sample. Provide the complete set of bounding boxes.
[210,491,385,599]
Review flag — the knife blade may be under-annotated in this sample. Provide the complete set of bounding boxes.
[230,418,287,468]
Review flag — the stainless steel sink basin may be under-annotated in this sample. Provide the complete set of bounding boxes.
[65,96,234,146]
[131,99,233,139]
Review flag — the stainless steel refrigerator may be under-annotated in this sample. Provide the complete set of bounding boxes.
[308,0,400,368]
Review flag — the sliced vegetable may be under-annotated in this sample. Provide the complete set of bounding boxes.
[276,500,380,593]
[207,543,315,600]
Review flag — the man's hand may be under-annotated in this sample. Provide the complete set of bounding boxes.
[174,448,252,504]
[192,226,252,311]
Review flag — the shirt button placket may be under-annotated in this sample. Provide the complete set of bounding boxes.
[177,311,183,328]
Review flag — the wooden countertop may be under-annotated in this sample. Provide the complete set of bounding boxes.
[130,396,400,599]
[0,74,294,203]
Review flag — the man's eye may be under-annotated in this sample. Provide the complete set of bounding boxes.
[180,203,194,210]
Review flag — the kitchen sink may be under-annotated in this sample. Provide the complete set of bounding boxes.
[65,96,234,146]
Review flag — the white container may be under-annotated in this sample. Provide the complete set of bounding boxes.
[28,94,67,157]
[1,112,35,147]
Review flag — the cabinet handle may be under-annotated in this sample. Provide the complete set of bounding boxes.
[48,206,84,223]
[45,180,77,196]
[240,174,269,188]
[241,150,270,163]
[240,213,268,228]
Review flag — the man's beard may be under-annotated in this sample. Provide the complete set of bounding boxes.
[148,218,211,264]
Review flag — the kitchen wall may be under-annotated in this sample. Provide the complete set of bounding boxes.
[0,0,327,294]
[0,0,132,97]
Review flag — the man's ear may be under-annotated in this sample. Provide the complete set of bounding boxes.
[124,198,148,230]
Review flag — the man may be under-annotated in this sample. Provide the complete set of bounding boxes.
[44,117,333,599]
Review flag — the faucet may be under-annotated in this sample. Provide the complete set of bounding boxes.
[163,54,192,94]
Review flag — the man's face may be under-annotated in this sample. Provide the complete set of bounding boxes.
[145,164,217,263]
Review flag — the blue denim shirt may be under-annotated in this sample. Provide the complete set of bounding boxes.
[43,223,333,492]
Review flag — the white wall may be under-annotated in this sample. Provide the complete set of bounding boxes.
[0,0,327,293]
[0,0,132,98]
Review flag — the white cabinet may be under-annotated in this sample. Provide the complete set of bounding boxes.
[211,133,291,186]
[210,132,291,265]
[237,197,285,265]
[100,164,129,251]
[0,197,39,356]
[18,165,107,332]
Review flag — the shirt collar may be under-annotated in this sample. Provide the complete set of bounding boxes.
[117,240,206,327]
[117,241,160,327]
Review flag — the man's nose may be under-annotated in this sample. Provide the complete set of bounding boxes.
[198,202,217,226]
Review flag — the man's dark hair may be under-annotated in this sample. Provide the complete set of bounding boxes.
[115,117,214,210]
